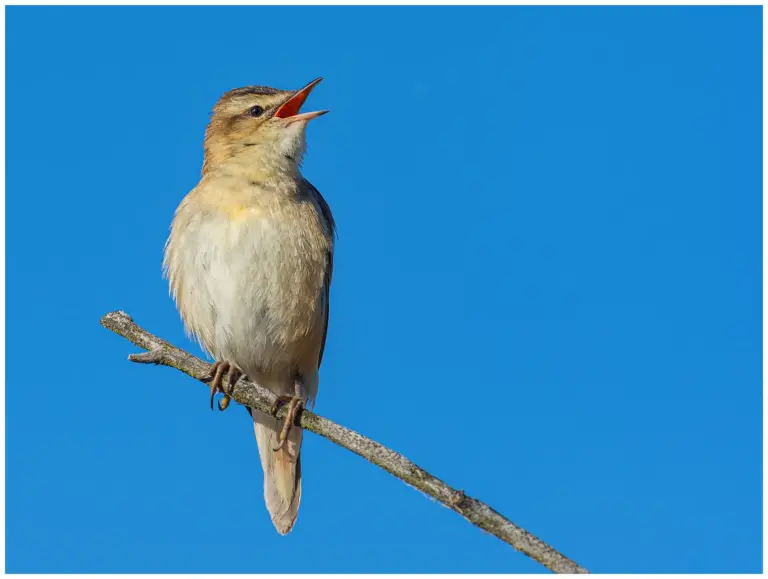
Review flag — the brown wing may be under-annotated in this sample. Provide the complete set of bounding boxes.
[318,249,333,367]
[303,179,336,367]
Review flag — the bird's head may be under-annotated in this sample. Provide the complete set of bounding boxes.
[202,78,327,175]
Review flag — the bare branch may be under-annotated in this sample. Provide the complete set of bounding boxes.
[100,310,588,574]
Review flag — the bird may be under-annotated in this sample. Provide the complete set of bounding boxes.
[163,78,335,534]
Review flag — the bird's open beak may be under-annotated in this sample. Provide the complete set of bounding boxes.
[275,78,328,122]
[274,77,328,122]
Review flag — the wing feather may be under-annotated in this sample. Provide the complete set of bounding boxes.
[303,179,335,367]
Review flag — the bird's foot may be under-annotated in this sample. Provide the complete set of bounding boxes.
[270,386,304,453]
[202,360,242,411]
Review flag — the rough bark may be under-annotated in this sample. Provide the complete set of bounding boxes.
[100,310,588,574]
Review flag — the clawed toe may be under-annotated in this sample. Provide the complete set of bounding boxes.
[203,360,242,411]
[272,395,304,453]
[269,394,294,417]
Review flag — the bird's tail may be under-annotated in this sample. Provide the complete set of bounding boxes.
[251,409,302,535]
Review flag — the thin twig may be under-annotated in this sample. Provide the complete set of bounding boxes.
[100,310,588,574]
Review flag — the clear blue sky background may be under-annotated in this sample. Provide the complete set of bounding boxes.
[6,6,761,573]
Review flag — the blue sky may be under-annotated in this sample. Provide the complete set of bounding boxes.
[6,6,761,573]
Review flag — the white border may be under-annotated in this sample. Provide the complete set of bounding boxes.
[0,2,763,578]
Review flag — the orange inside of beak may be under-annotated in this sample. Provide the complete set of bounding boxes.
[275,78,322,118]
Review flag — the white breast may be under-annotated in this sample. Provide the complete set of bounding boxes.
[164,190,329,388]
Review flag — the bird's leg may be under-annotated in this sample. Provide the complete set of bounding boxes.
[272,379,304,453]
[218,364,242,411]
[202,360,242,411]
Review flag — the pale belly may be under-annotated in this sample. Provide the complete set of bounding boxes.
[166,208,328,389]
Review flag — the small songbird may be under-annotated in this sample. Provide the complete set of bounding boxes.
[163,78,335,534]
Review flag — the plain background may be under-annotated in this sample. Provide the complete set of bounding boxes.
[6,5,762,573]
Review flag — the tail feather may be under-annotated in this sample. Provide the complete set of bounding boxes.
[251,409,302,534]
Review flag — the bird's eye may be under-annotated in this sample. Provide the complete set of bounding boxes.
[248,105,264,117]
